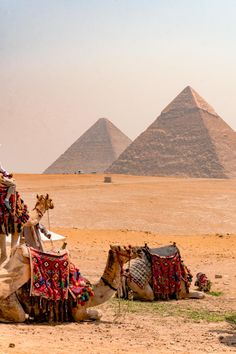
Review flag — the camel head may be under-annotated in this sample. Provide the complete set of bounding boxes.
[35,193,54,211]
[109,245,142,265]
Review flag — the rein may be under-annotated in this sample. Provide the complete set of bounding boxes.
[101,276,118,291]
[33,206,44,218]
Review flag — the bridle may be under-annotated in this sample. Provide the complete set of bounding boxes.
[33,197,53,217]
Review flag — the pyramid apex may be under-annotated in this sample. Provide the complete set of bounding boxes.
[97,117,109,123]
[162,86,218,116]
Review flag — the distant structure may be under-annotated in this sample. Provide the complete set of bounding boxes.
[106,86,236,178]
[44,118,132,174]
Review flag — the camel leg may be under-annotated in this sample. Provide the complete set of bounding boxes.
[0,234,7,266]
[11,232,19,250]
[128,280,154,301]
[72,307,102,322]
[0,293,26,323]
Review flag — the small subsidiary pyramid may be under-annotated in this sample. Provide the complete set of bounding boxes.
[44,118,132,174]
[107,86,236,178]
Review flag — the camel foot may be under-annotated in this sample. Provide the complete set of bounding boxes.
[188,291,205,299]
[86,309,102,321]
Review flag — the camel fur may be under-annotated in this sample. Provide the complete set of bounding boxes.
[0,194,54,266]
[117,244,204,301]
[0,244,141,323]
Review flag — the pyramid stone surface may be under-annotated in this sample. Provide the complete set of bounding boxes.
[107,86,236,178]
[44,118,131,174]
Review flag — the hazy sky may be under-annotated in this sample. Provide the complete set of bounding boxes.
[0,0,236,172]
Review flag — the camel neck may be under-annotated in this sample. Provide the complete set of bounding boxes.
[24,206,45,227]
[100,250,122,290]
[87,250,123,308]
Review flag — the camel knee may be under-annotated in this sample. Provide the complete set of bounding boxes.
[0,294,26,323]
[188,291,205,299]
[87,309,102,321]
[145,290,154,301]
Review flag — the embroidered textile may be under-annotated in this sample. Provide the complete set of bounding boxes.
[29,248,94,304]
[0,187,29,234]
[30,248,70,301]
[69,262,94,305]
[151,252,182,299]
[128,257,152,289]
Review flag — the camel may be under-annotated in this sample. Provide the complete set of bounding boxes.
[117,244,204,301]
[0,244,140,323]
[0,194,54,266]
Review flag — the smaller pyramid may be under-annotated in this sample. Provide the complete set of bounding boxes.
[44,118,131,174]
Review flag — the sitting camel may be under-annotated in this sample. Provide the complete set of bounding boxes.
[0,244,140,323]
[0,194,54,266]
[117,244,204,301]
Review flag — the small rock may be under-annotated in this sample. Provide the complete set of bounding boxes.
[9,343,15,348]
[215,274,222,279]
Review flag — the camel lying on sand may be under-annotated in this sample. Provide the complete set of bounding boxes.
[0,244,140,323]
[0,194,54,265]
[117,244,204,301]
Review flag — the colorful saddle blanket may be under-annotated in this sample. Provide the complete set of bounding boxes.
[0,187,29,234]
[29,248,94,305]
[149,245,192,299]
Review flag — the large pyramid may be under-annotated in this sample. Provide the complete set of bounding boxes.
[107,86,236,178]
[44,118,132,174]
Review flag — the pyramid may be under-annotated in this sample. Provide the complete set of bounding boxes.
[107,86,236,178]
[44,118,132,174]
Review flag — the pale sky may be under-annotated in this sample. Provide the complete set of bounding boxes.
[0,0,236,173]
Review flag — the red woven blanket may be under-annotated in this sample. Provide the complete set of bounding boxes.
[151,252,182,299]
[29,248,94,304]
[69,263,94,305]
[30,248,70,301]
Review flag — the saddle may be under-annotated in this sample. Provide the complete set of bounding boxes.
[144,243,192,300]
[144,242,179,258]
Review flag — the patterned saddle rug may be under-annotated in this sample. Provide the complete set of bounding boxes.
[126,256,152,289]
[29,247,94,305]
[148,245,192,300]
[121,244,192,300]
[0,187,29,234]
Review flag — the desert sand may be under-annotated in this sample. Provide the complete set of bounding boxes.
[0,174,236,353]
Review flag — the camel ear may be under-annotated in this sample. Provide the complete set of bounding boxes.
[46,193,49,199]
[110,245,115,251]
[36,194,39,199]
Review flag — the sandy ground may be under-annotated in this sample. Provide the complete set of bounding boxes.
[0,174,236,353]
